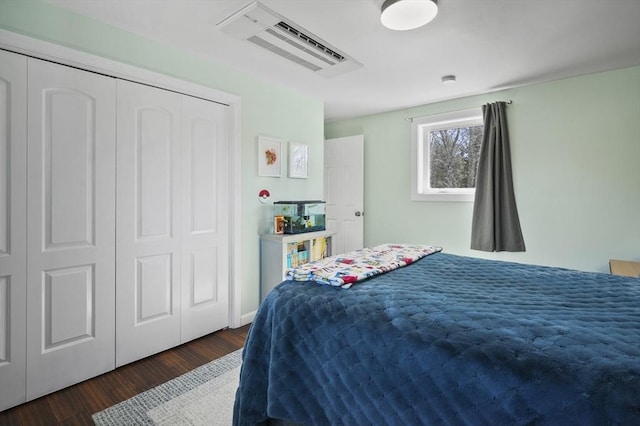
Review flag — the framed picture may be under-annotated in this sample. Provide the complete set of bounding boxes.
[258,136,282,177]
[288,142,308,179]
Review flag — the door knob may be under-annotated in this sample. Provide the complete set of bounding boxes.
[355,211,363,217]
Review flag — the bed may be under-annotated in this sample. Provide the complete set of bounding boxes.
[233,247,640,425]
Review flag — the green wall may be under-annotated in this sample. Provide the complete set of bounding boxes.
[2,0,638,312]
[0,0,324,316]
[325,66,640,273]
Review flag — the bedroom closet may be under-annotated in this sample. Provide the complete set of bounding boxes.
[0,49,231,410]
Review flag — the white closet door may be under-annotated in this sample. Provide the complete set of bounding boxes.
[25,58,116,400]
[180,96,229,342]
[116,80,182,367]
[0,50,27,411]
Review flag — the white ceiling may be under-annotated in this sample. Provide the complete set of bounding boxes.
[46,0,640,121]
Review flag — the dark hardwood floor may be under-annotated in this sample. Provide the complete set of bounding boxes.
[0,324,251,425]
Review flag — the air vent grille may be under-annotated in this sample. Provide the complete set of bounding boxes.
[275,22,345,63]
[248,35,322,71]
[265,27,333,66]
[216,1,362,78]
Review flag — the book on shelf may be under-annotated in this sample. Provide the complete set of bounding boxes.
[286,241,309,268]
[311,237,327,261]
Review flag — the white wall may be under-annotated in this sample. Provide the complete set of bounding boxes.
[325,67,640,273]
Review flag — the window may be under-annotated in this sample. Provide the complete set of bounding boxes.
[411,108,483,201]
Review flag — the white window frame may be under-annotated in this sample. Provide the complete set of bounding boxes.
[411,108,483,202]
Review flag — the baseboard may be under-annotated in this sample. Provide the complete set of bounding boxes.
[238,310,257,327]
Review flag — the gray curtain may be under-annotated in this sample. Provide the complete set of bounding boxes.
[470,102,525,252]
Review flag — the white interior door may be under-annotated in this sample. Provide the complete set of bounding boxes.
[324,135,365,254]
[0,50,28,411]
[25,58,116,400]
[116,80,182,367]
[180,96,229,342]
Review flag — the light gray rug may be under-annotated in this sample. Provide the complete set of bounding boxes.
[92,348,243,425]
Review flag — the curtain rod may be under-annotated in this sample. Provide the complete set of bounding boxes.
[405,100,513,122]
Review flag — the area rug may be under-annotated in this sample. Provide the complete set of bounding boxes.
[92,348,243,425]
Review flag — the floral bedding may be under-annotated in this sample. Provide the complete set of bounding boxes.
[285,243,443,288]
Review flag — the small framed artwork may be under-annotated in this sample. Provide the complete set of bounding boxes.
[288,142,308,179]
[258,136,282,177]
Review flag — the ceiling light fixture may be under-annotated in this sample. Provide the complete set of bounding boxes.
[380,0,438,31]
[441,74,456,84]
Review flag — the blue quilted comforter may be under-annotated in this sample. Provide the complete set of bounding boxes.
[234,253,640,425]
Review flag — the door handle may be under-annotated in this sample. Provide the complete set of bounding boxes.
[355,211,363,217]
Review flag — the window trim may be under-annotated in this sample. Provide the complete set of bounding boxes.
[411,108,483,202]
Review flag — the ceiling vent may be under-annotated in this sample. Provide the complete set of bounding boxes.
[217,1,362,78]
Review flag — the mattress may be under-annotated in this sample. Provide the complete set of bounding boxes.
[234,252,640,425]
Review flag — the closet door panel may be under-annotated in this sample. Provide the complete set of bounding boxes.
[44,265,94,347]
[180,96,229,342]
[116,80,181,367]
[0,50,27,411]
[26,58,116,400]
[44,90,95,248]
[137,108,173,239]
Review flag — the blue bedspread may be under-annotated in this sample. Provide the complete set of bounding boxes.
[234,253,640,425]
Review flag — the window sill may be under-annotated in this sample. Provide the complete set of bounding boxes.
[411,191,475,202]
